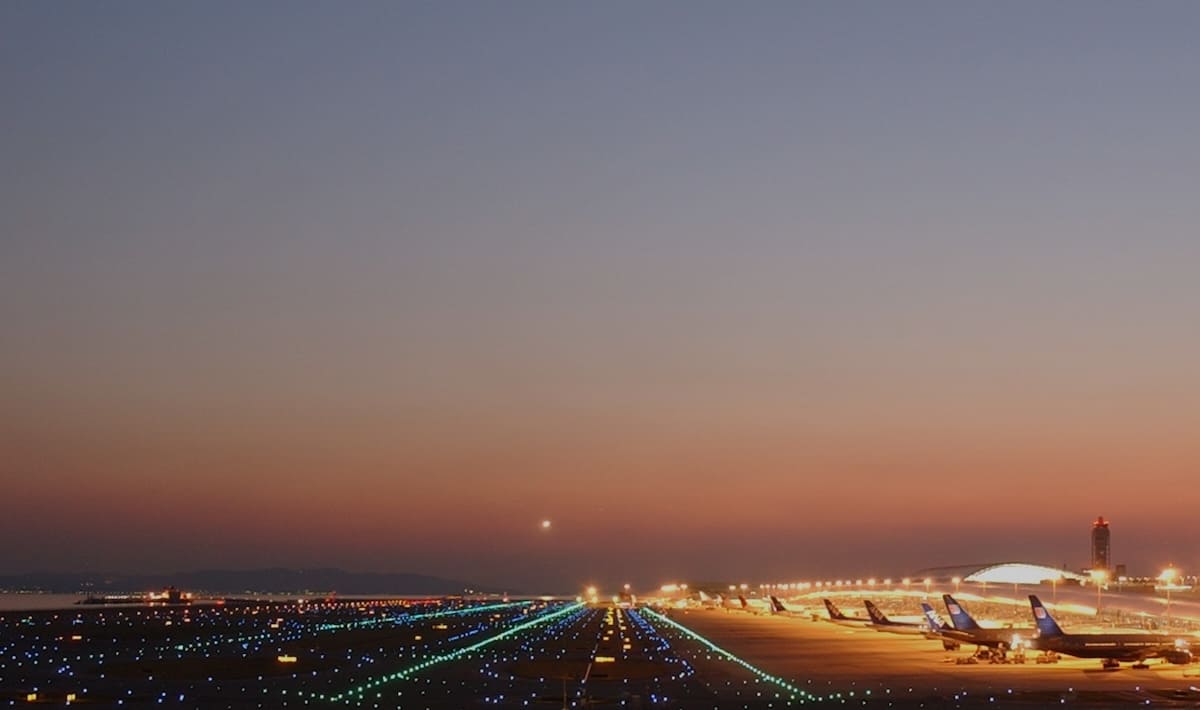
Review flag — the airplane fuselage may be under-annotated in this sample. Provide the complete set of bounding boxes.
[939,627,1028,650]
[1035,634,1189,662]
[825,616,872,627]
[871,623,926,635]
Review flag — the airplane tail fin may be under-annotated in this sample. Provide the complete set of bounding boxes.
[864,599,890,625]
[920,602,947,631]
[738,595,749,609]
[942,594,981,631]
[769,595,787,613]
[1028,595,1064,638]
[823,598,846,620]
[699,591,712,603]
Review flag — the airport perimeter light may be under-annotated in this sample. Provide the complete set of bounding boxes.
[952,576,961,594]
[923,578,932,595]
[902,578,911,593]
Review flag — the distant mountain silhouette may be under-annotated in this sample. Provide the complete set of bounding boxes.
[0,568,507,595]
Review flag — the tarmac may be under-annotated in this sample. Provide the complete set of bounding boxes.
[668,606,1200,707]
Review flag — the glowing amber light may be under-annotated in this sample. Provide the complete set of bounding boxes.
[277,655,298,663]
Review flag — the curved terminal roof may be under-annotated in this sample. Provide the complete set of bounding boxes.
[913,562,1087,586]
[964,562,1086,585]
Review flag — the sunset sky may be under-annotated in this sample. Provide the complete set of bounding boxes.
[3,2,1199,592]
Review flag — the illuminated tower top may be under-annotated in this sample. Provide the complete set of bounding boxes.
[1091,516,1111,571]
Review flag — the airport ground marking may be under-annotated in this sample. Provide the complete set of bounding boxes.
[640,606,836,704]
[309,601,585,704]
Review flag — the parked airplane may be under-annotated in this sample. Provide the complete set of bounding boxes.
[919,595,1027,653]
[711,593,764,614]
[919,602,963,650]
[863,600,927,635]
[733,595,773,615]
[768,596,809,617]
[1028,595,1193,668]
[822,598,872,626]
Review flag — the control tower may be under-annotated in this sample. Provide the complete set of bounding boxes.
[1091,516,1111,571]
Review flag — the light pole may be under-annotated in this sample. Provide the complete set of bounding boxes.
[1090,569,1107,616]
[1160,566,1178,624]
[923,578,932,596]
[952,577,962,595]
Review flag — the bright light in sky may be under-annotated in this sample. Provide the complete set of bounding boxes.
[540,520,552,530]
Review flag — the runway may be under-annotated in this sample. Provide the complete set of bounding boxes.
[3,597,1199,707]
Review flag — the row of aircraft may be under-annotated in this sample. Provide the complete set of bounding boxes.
[694,591,1193,669]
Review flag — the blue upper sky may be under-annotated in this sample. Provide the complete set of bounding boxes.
[2,2,1199,588]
